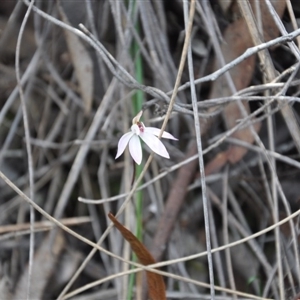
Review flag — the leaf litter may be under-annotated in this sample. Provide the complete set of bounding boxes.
[0,1,300,299]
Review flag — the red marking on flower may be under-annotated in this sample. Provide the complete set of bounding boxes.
[137,122,144,133]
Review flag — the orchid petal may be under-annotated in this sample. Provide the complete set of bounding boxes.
[140,132,170,159]
[115,132,134,159]
[129,134,142,164]
[144,127,178,140]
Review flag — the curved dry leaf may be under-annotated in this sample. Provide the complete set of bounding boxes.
[13,231,65,299]
[57,3,93,115]
[108,213,166,300]
[217,0,234,14]
[0,266,12,300]
[207,1,286,167]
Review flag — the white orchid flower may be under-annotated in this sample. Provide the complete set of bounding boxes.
[115,111,178,165]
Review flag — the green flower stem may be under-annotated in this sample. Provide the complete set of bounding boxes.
[127,2,144,299]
